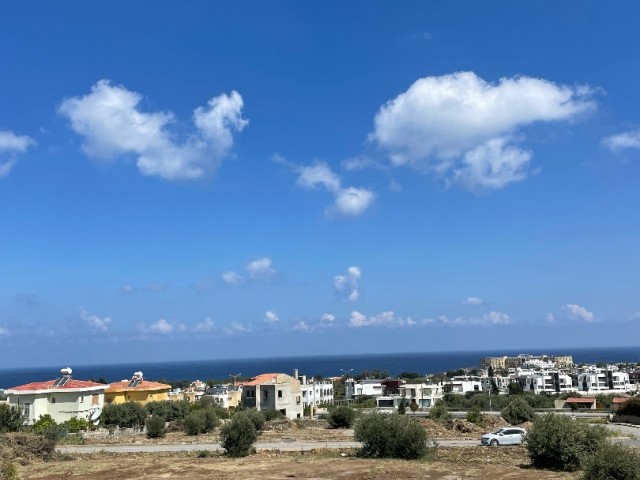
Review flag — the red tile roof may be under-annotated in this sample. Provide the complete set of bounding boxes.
[8,379,106,392]
[566,397,596,403]
[241,373,280,386]
[105,380,171,392]
[612,397,630,404]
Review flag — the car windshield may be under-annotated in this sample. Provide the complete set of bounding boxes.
[491,429,506,435]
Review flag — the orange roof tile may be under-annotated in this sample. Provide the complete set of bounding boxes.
[612,397,630,404]
[8,379,107,392]
[566,397,596,403]
[241,373,280,386]
[105,380,171,393]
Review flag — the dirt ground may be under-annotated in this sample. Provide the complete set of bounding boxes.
[16,448,581,480]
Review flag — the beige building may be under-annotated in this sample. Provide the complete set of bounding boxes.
[241,373,303,419]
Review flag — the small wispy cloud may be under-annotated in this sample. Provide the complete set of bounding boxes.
[562,304,596,322]
[292,313,336,332]
[463,296,484,306]
[274,155,375,217]
[80,308,112,332]
[222,271,244,285]
[141,319,174,334]
[602,129,640,152]
[223,322,250,335]
[349,311,416,328]
[334,266,362,301]
[265,310,279,323]
[246,257,276,280]
[194,317,215,332]
[0,130,35,177]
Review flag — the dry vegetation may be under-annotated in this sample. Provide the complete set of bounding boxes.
[15,448,582,480]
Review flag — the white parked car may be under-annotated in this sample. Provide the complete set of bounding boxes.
[480,427,527,446]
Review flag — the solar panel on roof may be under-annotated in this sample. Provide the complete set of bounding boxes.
[127,378,142,388]
[53,377,70,387]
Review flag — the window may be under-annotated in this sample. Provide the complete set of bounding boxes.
[23,403,30,421]
[296,396,300,405]
[79,396,84,403]
[278,390,283,398]
[50,397,56,404]
[92,394,99,406]
[247,390,255,398]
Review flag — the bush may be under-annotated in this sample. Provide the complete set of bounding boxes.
[582,442,640,480]
[354,413,433,460]
[0,404,24,433]
[146,400,190,422]
[183,411,206,436]
[202,407,220,433]
[145,414,166,439]
[31,415,57,435]
[240,409,265,433]
[220,413,258,457]
[429,400,452,423]
[63,417,90,433]
[101,403,147,429]
[328,406,356,428]
[193,399,230,420]
[261,409,283,422]
[501,396,535,425]
[466,406,482,424]
[615,398,640,421]
[526,414,608,471]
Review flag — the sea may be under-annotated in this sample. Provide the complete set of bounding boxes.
[0,346,638,389]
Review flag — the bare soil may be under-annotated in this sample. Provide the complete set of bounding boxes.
[16,447,581,480]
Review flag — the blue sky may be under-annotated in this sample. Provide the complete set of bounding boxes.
[1,1,639,367]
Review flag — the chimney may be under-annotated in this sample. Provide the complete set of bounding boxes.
[293,369,299,380]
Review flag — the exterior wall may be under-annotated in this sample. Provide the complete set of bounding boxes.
[377,383,443,409]
[577,371,630,393]
[8,391,104,424]
[345,379,383,399]
[241,374,303,419]
[300,381,334,408]
[444,380,482,394]
[105,389,168,404]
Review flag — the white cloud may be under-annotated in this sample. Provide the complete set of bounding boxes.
[602,129,640,152]
[265,310,279,323]
[80,308,112,332]
[463,296,484,306]
[246,257,276,280]
[194,317,215,332]
[293,313,336,332]
[0,326,9,336]
[370,71,596,190]
[59,80,247,181]
[118,283,166,293]
[276,156,375,217]
[341,155,385,171]
[0,130,35,177]
[545,313,555,323]
[562,304,596,322]
[349,311,415,328]
[632,311,640,321]
[119,284,135,294]
[223,322,250,335]
[423,311,511,327]
[292,321,310,331]
[453,137,532,190]
[334,266,362,301]
[222,271,244,285]
[147,319,174,334]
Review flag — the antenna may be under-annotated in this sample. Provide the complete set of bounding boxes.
[229,373,242,386]
[340,368,354,377]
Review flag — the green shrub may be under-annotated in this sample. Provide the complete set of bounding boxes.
[183,411,206,436]
[582,442,640,480]
[429,400,452,423]
[409,401,419,412]
[220,413,258,457]
[501,396,535,425]
[354,413,433,460]
[101,403,147,428]
[526,413,608,471]
[146,400,190,422]
[202,407,220,433]
[0,432,57,460]
[193,399,230,419]
[63,417,90,433]
[261,409,284,422]
[614,398,640,423]
[31,415,57,435]
[0,404,24,433]
[240,409,265,433]
[145,414,166,438]
[466,406,482,424]
[328,406,356,428]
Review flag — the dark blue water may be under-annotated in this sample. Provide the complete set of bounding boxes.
[0,346,637,389]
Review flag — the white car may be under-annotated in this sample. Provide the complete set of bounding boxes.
[480,427,527,446]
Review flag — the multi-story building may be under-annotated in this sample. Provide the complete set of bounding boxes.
[241,372,303,419]
[443,378,482,394]
[104,371,171,404]
[298,375,334,409]
[521,372,576,394]
[376,382,443,409]
[576,370,630,393]
[344,378,383,400]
